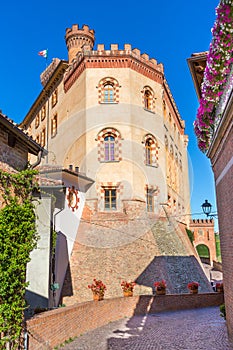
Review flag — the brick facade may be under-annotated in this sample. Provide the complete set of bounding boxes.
[208,107,233,340]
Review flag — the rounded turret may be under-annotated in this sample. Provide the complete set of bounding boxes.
[65,24,95,63]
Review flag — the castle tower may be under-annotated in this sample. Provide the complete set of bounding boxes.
[65,24,95,63]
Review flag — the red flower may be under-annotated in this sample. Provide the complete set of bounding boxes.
[121,281,136,292]
[154,280,166,289]
[187,281,199,290]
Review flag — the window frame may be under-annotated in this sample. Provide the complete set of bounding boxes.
[146,188,154,212]
[104,187,117,211]
[104,134,115,161]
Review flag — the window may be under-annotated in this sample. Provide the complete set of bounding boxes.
[104,135,115,161]
[52,89,58,107]
[97,128,122,163]
[98,77,120,104]
[51,114,57,137]
[41,105,46,121]
[41,128,46,147]
[145,139,153,165]
[104,188,117,210]
[142,86,154,112]
[35,114,40,128]
[103,84,114,103]
[144,90,152,109]
[143,134,158,167]
[146,188,154,212]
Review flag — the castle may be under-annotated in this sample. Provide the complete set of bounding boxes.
[21,24,212,306]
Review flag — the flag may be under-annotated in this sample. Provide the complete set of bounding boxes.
[38,49,48,58]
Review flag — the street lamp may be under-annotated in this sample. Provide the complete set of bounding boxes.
[201,199,218,218]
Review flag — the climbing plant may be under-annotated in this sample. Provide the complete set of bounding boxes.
[0,168,39,349]
[186,228,194,245]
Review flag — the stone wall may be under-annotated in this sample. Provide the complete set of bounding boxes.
[61,216,212,305]
[0,127,28,172]
[26,293,224,350]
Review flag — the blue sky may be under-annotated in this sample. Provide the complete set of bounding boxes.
[0,0,219,225]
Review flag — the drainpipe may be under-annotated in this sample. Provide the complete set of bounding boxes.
[30,150,43,169]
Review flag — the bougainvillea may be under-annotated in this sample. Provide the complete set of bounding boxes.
[194,0,233,152]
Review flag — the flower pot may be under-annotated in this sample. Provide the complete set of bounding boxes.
[123,291,133,297]
[156,288,166,295]
[189,288,198,294]
[93,293,104,301]
[216,287,223,293]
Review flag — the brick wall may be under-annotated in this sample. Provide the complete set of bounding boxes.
[210,118,233,340]
[26,293,224,350]
[0,128,28,172]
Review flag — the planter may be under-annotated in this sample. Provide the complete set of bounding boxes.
[123,291,133,297]
[93,293,104,301]
[156,288,166,295]
[189,289,198,294]
[216,287,223,293]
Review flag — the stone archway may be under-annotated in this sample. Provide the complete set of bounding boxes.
[190,219,217,266]
[195,244,210,264]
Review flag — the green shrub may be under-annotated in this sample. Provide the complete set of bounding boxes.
[220,304,226,320]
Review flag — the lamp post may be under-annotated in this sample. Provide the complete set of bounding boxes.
[201,199,218,218]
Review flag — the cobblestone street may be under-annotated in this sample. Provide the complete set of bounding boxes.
[58,306,232,350]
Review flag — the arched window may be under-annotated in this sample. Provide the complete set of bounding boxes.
[97,128,122,162]
[145,138,153,165]
[104,134,115,161]
[103,84,114,103]
[145,90,152,109]
[143,134,158,167]
[98,77,120,104]
[142,86,154,112]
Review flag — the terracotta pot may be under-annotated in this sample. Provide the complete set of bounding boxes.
[156,288,166,295]
[189,288,198,294]
[93,293,104,301]
[123,291,133,297]
[216,287,223,293]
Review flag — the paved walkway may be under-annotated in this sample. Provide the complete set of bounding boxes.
[58,307,233,350]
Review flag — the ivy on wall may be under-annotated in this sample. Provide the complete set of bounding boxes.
[0,169,38,349]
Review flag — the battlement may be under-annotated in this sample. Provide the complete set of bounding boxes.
[190,219,214,225]
[64,43,165,92]
[95,43,163,72]
[65,24,95,63]
[65,24,95,37]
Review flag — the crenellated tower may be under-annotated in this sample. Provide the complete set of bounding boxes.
[65,24,95,63]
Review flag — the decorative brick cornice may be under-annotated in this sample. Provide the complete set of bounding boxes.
[64,48,164,93]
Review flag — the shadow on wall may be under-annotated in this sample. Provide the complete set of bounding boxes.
[24,290,48,319]
[55,231,73,305]
[135,255,213,294]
